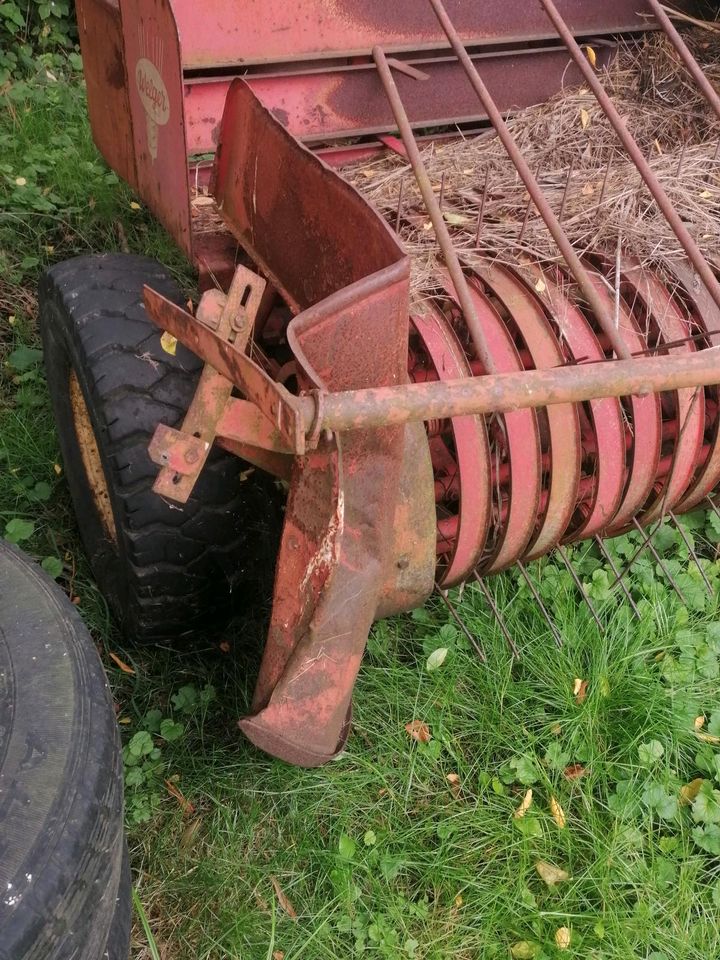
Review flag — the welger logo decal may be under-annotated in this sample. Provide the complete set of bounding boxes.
[135,26,169,160]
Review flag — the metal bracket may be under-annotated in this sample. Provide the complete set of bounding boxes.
[146,264,303,503]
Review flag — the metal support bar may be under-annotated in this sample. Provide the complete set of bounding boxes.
[306,348,720,436]
[539,0,720,322]
[425,0,632,361]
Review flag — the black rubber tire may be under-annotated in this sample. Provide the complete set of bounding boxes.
[103,843,131,960]
[0,540,128,960]
[39,253,281,642]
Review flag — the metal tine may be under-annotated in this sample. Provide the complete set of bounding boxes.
[395,177,405,232]
[647,0,720,124]
[373,46,497,375]
[558,156,575,222]
[475,167,489,247]
[598,153,613,208]
[668,509,713,593]
[594,534,640,618]
[631,517,689,606]
[472,571,520,659]
[515,560,564,649]
[607,518,661,589]
[555,545,604,631]
[675,140,688,181]
[705,495,720,560]
[435,582,487,662]
[425,0,632,361]
[438,171,446,211]
[539,0,720,323]
[518,160,542,245]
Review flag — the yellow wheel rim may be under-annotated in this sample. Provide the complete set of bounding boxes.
[68,370,117,543]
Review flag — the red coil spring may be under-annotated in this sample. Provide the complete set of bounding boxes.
[409,256,720,587]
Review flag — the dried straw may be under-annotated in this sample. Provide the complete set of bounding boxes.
[345,30,720,305]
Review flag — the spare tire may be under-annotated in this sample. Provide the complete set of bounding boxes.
[39,253,281,642]
[0,541,129,960]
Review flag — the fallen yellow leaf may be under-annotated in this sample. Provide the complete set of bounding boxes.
[53,463,62,475]
[555,926,571,950]
[446,772,461,797]
[160,331,177,356]
[454,893,463,908]
[680,778,704,806]
[164,779,195,817]
[129,201,141,210]
[271,876,298,920]
[550,795,566,829]
[574,679,588,705]
[580,108,590,130]
[15,177,27,186]
[696,731,720,745]
[443,212,471,226]
[534,277,546,294]
[694,716,706,731]
[535,860,570,886]
[583,45,597,68]
[180,817,202,852]
[510,942,538,959]
[405,719,432,743]
[108,651,135,675]
[514,788,534,819]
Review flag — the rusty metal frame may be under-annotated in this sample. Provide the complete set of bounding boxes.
[138,0,720,767]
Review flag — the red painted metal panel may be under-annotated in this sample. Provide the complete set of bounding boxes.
[183,46,613,153]
[119,0,193,258]
[76,0,136,187]
[169,0,657,69]
[212,80,406,312]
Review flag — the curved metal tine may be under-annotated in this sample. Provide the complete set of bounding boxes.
[425,0,632,361]
[475,167,490,247]
[594,535,640,618]
[538,0,720,322]
[555,545,604,631]
[647,0,720,124]
[705,495,720,560]
[515,561,564,649]
[631,517,688,606]
[472,571,520,659]
[608,518,662,588]
[668,509,713,593]
[435,582,487,662]
[373,46,497,374]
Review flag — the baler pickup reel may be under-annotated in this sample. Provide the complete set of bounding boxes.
[144,0,720,766]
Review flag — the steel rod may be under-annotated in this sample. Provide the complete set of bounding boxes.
[631,517,688,605]
[435,583,487,662]
[555,545,604,631]
[647,0,720,123]
[594,535,640,617]
[539,0,720,322]
[305,347,720,435]
[516,561,564,648]
[668,509,713,593]
[373,46,496,374]
[472,572,520,659]
[425,0,632,360]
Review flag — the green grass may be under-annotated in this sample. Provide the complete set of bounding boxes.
[3,69,720,960]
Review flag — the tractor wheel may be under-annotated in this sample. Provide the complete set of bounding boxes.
[0,540,129,960]
[39,253,280,642]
